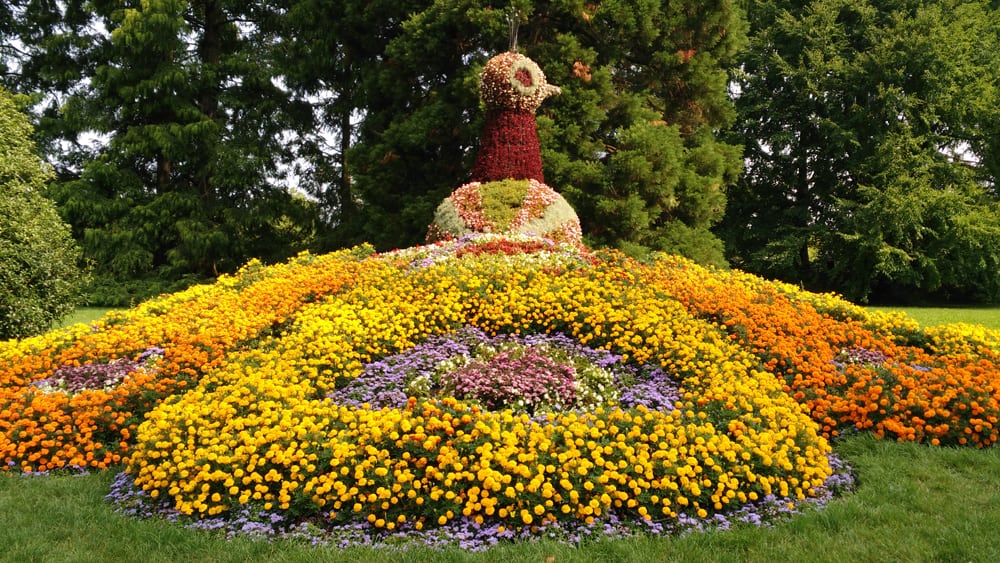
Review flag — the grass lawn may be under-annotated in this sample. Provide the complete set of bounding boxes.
[58,307,116,327]
[2,434,998,562]
[867,306,1000,329]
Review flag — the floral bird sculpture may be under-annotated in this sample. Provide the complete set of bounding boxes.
[427,52,583,247]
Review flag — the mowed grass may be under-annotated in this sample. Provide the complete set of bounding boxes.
[867,306,1000,329]
[1,435,998,562]
[58,307,116,327]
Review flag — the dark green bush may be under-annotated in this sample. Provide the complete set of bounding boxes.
[0,89,89,339]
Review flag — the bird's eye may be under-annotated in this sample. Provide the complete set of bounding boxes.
[514,67,533,87]
[508,58,541,97]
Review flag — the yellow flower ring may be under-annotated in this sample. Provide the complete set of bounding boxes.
[125,244,833,541]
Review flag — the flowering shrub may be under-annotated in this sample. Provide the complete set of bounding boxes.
[0,233,996,549]
[435,342,596,412]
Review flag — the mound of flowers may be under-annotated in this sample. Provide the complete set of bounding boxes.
[642,258,999,447]
[1,234,997,548]
[427,179,583,247]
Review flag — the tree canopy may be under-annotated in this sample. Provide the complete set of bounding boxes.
[722,0,1000,303]
[4,0,1000,304]
[2,0,746,305]
[3,1,324,304]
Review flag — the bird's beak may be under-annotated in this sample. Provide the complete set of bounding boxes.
[543,84,561,98]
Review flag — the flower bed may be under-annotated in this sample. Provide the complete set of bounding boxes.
[0,246,375,471]
[641,256,999,446]
[1,235,997,549]
[125,247,831,530]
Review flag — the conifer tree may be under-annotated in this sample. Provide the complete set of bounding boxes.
[724,0,1000,302]
[274,0,424,246]
[9,1,322,304]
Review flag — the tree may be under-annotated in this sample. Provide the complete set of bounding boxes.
[0,88,88,339]
[342,0,746,263]
[16,1,325,305]
[273,0,425,247]
[1,1,106,172]
[5,0,747,297]
[723,0,1000,303]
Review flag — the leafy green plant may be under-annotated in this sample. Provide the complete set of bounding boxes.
[0,88,89,339]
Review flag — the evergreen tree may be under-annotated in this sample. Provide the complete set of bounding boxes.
[12,1,323,305]
[274,0,424,246]
[7,0,747,286]
[723,0,1000,303]
[0,1,105,170]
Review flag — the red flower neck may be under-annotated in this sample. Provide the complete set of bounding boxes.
[471,109,545,184]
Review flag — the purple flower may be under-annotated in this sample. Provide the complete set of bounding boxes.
[138,346,166,363]
[328,326,683,416]
[618,366,682,411]
[31,348,164,396]
[33,358,140,394]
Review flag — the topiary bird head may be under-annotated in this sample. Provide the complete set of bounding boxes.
[479,52,561,113]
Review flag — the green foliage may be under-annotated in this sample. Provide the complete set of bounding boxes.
[723,0,1000,303]
[5,0,744,291]
[8,0,1000,303]
[6,2,326,306]
[0,89,88,338]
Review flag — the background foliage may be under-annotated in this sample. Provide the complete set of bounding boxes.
[2,1,999,305]
[1,0,744,304]
[722,0,1000,304]
[2,1,324,305]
